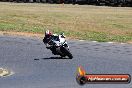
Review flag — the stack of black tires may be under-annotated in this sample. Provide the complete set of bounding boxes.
[1,0,132,7]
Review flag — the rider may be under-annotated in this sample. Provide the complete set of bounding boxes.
[43,30,52,44]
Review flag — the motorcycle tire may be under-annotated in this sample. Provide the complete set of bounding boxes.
[61,47,73,59]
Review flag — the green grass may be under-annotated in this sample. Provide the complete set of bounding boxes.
[0,2,132,42]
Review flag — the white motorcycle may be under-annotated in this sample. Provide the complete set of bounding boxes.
[43,34,73,59]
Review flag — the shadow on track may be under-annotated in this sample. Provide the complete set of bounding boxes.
[34,57,71,60]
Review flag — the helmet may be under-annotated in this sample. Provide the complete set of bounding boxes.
[45,30,52,36]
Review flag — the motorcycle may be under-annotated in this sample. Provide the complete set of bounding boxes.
[43,33,73,59]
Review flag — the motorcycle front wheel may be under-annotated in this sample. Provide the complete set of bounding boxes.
[61,47,73,59]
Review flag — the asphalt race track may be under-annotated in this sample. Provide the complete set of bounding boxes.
[0,35,132,88]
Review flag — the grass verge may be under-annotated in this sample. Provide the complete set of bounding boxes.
[0,2,132,43]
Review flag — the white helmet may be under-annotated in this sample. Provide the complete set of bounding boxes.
[45,30,52,35]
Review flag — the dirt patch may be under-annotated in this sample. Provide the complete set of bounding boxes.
[0,31,75,40]
[0,31,44,39]
[0,31,131,44]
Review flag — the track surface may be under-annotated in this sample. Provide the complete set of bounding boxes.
[0,35,132,88]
